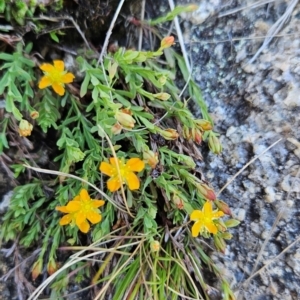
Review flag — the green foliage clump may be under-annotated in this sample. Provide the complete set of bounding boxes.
[0,0,63,25]
[0,5,239,300]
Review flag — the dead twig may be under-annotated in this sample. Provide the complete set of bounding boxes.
[97,0,126,66]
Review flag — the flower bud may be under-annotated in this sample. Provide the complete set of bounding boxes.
[143,150,159,169]
[115,110,135,129]
[159,128,179,140]
[47,258,58,275]
[150,240,160,252]
[158,75,167,86]
[173,193,184,209]
[224,219,240,228]
[193,129,202,144]
[214,200,232,216]
[160,36,175,50]
[220,232,233,240]
[18,119,33,137]
[208,135,222,154]
[196,183,216,201]
[213,235,226,253]
[195,119,212,131]
[186,4,198,12]
[111,123,123,135]
[31,259,43,280]
[182,126,191,140]
[30,111,39,119]
[153,92,171,101]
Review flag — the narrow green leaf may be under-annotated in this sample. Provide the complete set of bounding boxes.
[0,53,13,61]
[80,73,90,97]
[50,31,59,43]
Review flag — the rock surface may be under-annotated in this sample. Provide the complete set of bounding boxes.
[179,0,300,299]
[1,0,300,299]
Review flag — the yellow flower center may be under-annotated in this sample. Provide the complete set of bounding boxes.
[47,70,63,83]
[111,160,129,183]
[80,200,93,213]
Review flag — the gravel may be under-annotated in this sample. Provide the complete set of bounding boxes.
[179,0,300,299]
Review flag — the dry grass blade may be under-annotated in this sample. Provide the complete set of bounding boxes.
[97,0,126,65]
[248,0,298,63]
[219,0,275,18]
[219,0,298,63]
[168,0,191,73]
[138,0,146,51]
[22,164,127,213]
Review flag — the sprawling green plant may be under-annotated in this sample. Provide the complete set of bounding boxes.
[0,4,239,300]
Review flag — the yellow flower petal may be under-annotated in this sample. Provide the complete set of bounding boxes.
[53,60,64,71]
[56,206,69,213]
[205,222,218,234]
[126,158,145,172]
[213,211,224,219]
[66,201,80,212]
[73,195,80,202]
[62,72,75,84]
[39,76,52,89]
[100,156,144,192]
[191,221,201,237]
[190,210,203,221]
[109,157,122,167]
[203,201,213,215]
[92,200,105,208]
[40,63,54,72]
[86,211,101,224]
[76,212,86,227]
[107,177,122,192]
[125,172,140,190]
[52,82,65,96]
[78,220,90,233]
[79,189,90,201]
[59,214,72,225]
[100,161,114,176]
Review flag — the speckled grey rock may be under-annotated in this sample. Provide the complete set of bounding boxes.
[178,0,300,299]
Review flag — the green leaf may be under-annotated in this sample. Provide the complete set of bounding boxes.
[10,164,25,178]
[50,31,59,43]
[0,53,13,61]
[80,73,90,97]
[36,93,61,132]
[0,132,9,153]
[10,83,23,101]
[66,145,85,163]
[15,66,32,80]
[0,71,10,94]
[11,104,23,121]
[18,56,35,67]
[0,0,5,13]
[138,116,154,130]
[149,5,197,25]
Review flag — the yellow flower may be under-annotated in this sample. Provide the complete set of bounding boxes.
[190,201,224,237]
[18,119,33,137]
[56,189,105,233]
[100,157,145,192]
[38,60,75,96]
